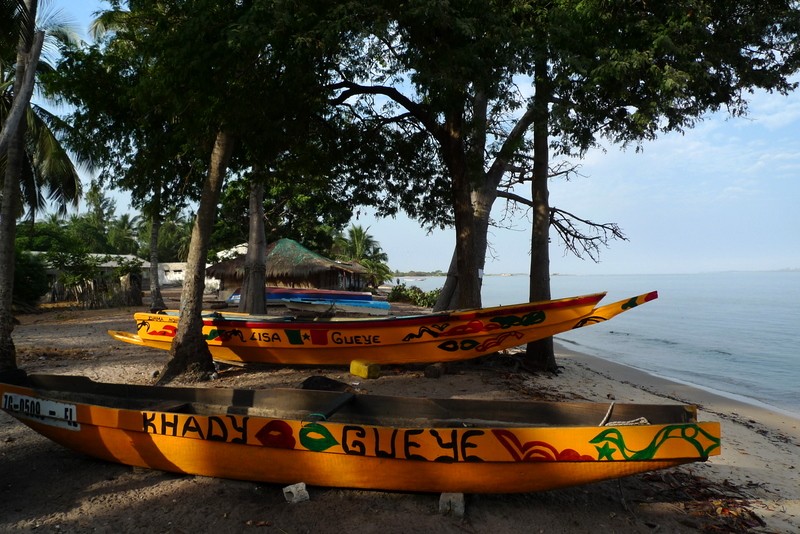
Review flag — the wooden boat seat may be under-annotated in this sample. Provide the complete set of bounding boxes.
[148,401,194,414]
[425,418,533,428]
[306,392,356,422]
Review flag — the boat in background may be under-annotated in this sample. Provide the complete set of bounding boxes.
[282,298,391,316]
[227,287,374,306]
[0,371,720,494]
[108,291,658,366]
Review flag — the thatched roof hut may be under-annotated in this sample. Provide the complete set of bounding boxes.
[207,238,369,298]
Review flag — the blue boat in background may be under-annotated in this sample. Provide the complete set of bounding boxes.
[281,297,391,316]
[226,286,374,306]
[226,287,388,314]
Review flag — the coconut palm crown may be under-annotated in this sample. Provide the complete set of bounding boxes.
[1,0,86,220]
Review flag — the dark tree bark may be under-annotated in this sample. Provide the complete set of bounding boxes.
[0,30,43,154]
[524,58,557,373]
[148,182,166,311]
[238,179,266,315]
[442,113,481,310]
[433,250,459,311]
[0,116,25,372]
[432,94,534,313]
[0,1,40,372]
[157,128,236,384]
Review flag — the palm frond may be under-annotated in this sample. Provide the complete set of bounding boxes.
[36,0,84,61]
[89,8,132,42]
[20,101,82,217]
[18,151,41,219]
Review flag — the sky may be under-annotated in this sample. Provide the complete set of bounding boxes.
[53,1,800,276]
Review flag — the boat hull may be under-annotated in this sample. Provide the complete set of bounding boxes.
[0,373,720,494]
[110,292,658,365]
[282,298,391,316]
[228,287,374,305]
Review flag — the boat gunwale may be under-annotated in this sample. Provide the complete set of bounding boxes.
[0,372,721,494]
[141,293,607,330]
[2,372,699,429]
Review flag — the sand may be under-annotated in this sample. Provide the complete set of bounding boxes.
[1,302,798,533]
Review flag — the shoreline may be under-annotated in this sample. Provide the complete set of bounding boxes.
[413,272,800,427]
[2,305,799,532]
[552,341,800,532]
[556,337,800,422]
[555,340,800,426]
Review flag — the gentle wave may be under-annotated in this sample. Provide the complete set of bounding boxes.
[402,272,800,416]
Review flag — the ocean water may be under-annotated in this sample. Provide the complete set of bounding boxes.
[402,271,800,417]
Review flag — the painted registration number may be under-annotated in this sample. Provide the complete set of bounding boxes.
[2,393,80,430]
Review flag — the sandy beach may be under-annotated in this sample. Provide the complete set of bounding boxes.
[1,302,798,533]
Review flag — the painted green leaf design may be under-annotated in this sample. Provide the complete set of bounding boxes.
[300,422,339,452]
[589,424,720,460]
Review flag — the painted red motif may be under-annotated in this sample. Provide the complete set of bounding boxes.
[150,325,177,338]
[256,420,296,449]
[475,331,524,352]
[492,429,595,462]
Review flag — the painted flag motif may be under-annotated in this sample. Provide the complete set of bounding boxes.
[285,329,329,345]
[285,330,304,345]
[310,330,329,345]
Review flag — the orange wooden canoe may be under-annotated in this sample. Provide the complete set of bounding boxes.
[108,291,658,365]
[0,371,719,494]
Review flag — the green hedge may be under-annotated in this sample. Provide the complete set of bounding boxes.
[386,284,440,308]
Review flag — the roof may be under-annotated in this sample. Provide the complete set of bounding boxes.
[206,238,367,280]
[29,252,151,269]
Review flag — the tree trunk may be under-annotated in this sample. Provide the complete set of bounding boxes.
[0,0,39,372]
[0,30,43,154]
[432,89,521,313]
[0,121,24,372]
[238,179,266,314]
[121,273,142,305]
[450,159,480,309]
[439,108,482,310]
[148,185,166,311]
[433,250,459,311]
[470,184,494,290]
[157,128,236,384]
[433,188,495,312]
[524,59,557,373]
[432,174,503,314]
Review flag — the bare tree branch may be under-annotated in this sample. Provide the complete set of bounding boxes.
[550,206,627,262]
[496,189,532,207]
[496,162,627,264]
[328,80,444,139]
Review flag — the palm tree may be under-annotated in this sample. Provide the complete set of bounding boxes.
[1,1,85,220]
[2,2,84,216]
[335,224,392,288]
[87,4,193,314]
[108,212,140,255]
[0,0,40,154]
[359,257,394,289]
[1,0,86,370]
[336,225,383,262]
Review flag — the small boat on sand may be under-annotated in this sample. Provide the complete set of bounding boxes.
[281,297,391,316]
[109,291,658,366]
[227,287,374,306]
[0,371,720,493]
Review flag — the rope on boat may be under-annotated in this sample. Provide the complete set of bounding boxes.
[606,417,650,426]
[599,402,650,426]
[599,402,615,426]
